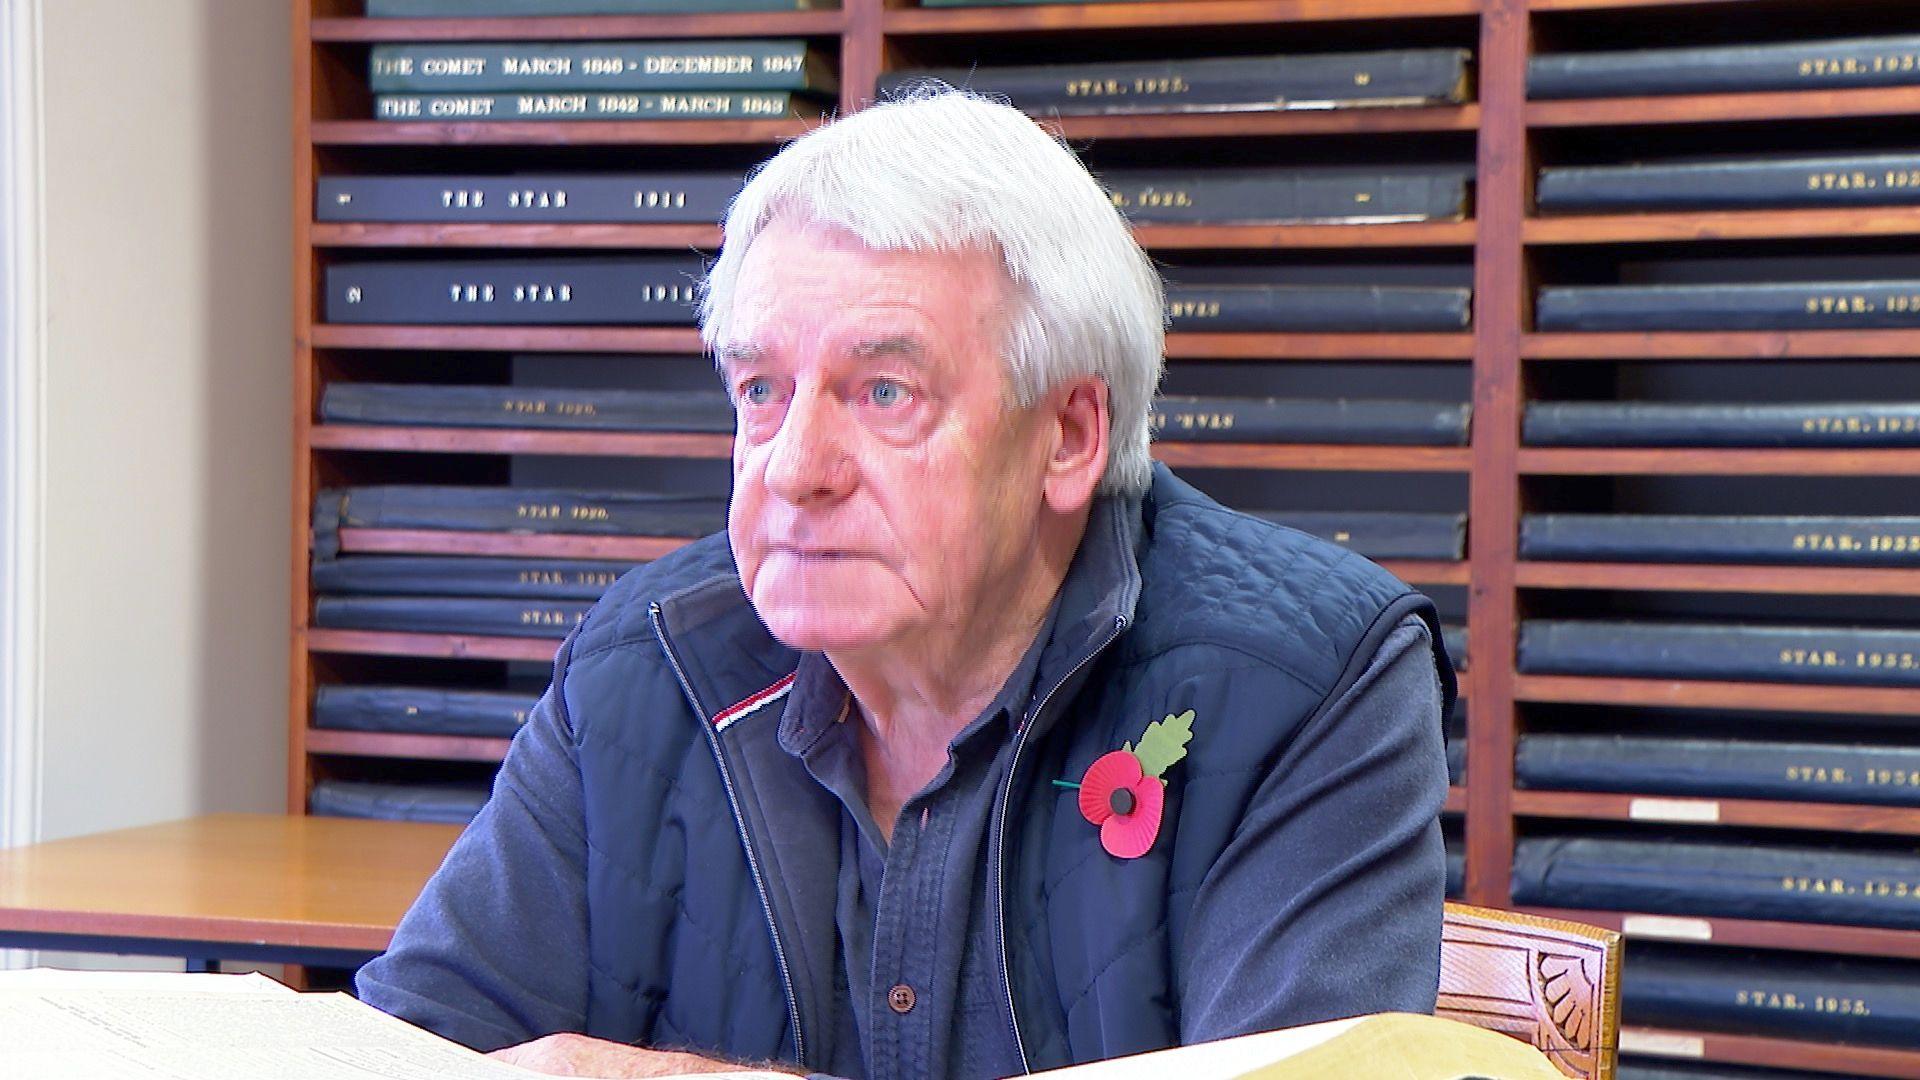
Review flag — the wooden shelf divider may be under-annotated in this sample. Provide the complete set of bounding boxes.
[309,222,723,250]
[1513,789,1920,837]
[1525,207,1920,245]
[311,11,849,42]
[1619,1026,1920,1080]
[1527,85,1920,128]
[1520,905,1920,961]
[1516,561,1920,597]
[1517,447,1920,475]
[1152,443,1472,472]
[1049,105,1481,141]
[305,728,513,764]
[883,0,1482,35]
[304,627,561,663]
[1514,674,1920,717]
[309,325,705,354]
[310,119,820,146]
[309,425,734,459]
[334,528,695,562]
[1522,329,1920,359]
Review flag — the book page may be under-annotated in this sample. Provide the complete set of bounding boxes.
[1027,1017,1364,1079]
[0,981,790,1080]
[0,969,293,994]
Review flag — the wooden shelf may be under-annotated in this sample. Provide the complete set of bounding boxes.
[311,11,847,41]
[1525,207,1920,245]
[1445,786,1467,814]
[1521,905,1920,961]
[305,728,511,764]
[310,220,1469,252]
[1152,443,1471,472]
[1165,332,1475,360]
[1522,330,1920,359]
[304,627,559,663]
[1517,447,1920,475]
[1133,220,1475,249]
[309,222,722,250]
[1514,788,1920,838]
[1619,1026,1920,1080]
[309,325,1474,361]
[1048,104,1480,141]
[1514,674,1920,717]
[1380,559,1470,586]
[334,528,694,562]
[310,119,818,146]
[884,0,1480,34]
[1528,86,1920,128]
[1530,0,1775,8]
[1516,562,1920,596]
[310,425,732,459]
[309,325,704,354]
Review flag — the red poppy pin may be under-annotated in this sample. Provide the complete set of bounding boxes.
[1056,709,1194,859]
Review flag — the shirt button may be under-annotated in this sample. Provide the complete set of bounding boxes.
[887,983,916,1014]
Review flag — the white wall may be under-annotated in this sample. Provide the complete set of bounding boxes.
[34,0,290,842]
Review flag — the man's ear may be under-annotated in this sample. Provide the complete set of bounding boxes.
[1042,376,1110,514]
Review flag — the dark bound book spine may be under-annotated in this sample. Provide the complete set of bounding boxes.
[1518,619,1920,688]
[880,48,1471,116]
[323,259,702,326]
[1535,281,1920,332]
[374,91,819,123]
[1536,154,1920,213]
[1250,510,1467,560]
[312,487,727,554]
[320,383,737,434]
[369,41,831,94]
[313,685,539,739]
[310,779,492,825]
[1514,836,1920,930]
[368,0,812,13]
[315,174,743,224]
[313,596,593,639]
[1525,401,1920,447]
[1519,515,1920,566]
[1153,396,1470,446]
[1442,624,1468,672]
[310,555,636,599]
[1517,734,1920,808]
[1530,35,1920,100]
[1099,167,1469,225]
[1625,944,1920,1049]
[1165,285,1472,332]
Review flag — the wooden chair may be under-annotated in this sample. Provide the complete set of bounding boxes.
[1436,903,1624,1080]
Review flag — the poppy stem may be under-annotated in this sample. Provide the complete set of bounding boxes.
[1050,780,1082,790]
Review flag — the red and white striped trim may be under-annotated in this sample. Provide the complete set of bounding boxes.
[711,672,796,733]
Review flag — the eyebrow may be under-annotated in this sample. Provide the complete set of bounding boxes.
[847,335,929,371]
[714,336,931,377]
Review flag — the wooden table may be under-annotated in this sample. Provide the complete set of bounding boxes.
[0,813,461,968]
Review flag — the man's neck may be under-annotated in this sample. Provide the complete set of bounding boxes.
[829,515,1083,839]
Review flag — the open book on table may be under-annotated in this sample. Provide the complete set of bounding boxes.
[0,968,1565,1079]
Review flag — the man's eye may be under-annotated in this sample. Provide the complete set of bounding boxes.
[866,380,907,408]
[740,378,774,406]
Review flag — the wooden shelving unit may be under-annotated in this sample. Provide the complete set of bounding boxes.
[293,0,1920,1072]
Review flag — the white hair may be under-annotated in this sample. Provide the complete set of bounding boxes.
[700,86,1166,497]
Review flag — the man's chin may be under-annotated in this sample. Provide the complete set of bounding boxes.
[756,611,903,653]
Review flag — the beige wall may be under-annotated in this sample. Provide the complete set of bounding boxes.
[36,0,290,842]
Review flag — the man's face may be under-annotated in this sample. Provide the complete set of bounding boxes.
[718,218,1056,654]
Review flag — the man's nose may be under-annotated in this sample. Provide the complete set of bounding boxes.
[762,384,853,505]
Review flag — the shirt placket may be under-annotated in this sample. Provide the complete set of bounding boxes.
[868,795,954,1080]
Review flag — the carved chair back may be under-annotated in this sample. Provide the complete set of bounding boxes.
[1436,902,1623,1080]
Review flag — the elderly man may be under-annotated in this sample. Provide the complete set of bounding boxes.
[357,89,1453,1079]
